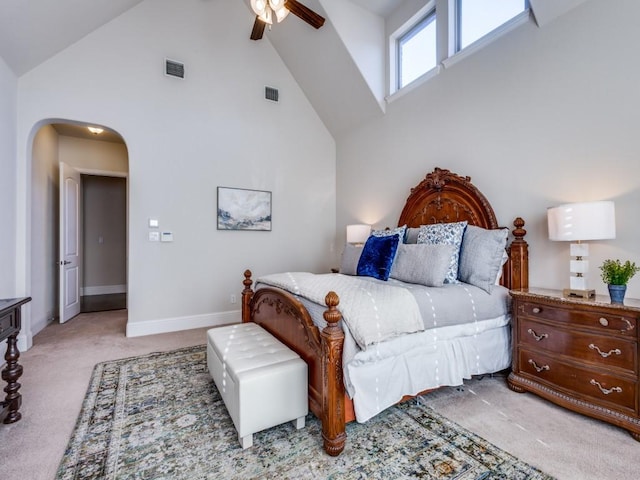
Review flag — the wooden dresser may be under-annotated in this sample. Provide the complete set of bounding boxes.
[508,288,640,441]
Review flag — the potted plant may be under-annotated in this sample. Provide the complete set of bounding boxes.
[599,259,640,304]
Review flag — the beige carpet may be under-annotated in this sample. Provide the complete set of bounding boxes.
[1,309,638,479]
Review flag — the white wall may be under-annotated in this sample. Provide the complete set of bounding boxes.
[59,135,128,173]
[16,0,335,340]
[30,125,59,335]
[337,0,640,298]
[0,56,17,298]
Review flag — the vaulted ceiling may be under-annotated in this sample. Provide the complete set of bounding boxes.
[0,0,588,138]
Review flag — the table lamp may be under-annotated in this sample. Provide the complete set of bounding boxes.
[346,224,371,246]
[547,201,616,298]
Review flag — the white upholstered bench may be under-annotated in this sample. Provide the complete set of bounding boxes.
[206,322,308,449]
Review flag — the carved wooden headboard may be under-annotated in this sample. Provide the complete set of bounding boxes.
[398,167,499,228]
[397,167,529,290]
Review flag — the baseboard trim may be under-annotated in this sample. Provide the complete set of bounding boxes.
[126,310,241,338]
[81,284,127,296]
[30,314,54,338]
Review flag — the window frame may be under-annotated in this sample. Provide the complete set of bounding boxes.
[387,0,532,101]
[454,0,530,53]
[396,9,438,91]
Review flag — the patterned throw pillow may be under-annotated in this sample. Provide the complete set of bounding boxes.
[371,225,407,242]
[417,221,468,283]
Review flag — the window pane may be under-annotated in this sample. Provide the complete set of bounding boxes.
[399,14,436,89]
[458,0,526,50]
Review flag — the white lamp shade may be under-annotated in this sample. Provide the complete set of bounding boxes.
[547,201,616,241]
[346,224,371,244]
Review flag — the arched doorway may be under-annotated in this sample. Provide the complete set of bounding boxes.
[30,120,129,336]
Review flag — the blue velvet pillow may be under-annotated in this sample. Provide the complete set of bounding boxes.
[356,234,400,281]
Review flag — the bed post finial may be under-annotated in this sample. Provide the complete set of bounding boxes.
[321,291,346,456]
[242,270,254,323]
[507,218,529,291]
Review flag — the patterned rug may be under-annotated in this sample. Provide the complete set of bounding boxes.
[57,345,554,479]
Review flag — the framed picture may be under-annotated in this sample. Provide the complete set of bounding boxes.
[217,187,272,231]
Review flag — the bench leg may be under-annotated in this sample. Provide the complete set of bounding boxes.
[239,432,253,449]
[293,416,305,430]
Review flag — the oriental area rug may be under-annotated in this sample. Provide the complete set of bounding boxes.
[56,345,554,480]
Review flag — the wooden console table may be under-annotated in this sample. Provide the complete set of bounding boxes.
[0,297,31,424]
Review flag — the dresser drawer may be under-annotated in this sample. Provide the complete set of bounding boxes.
[519,348,637,411]
[0,311,17,339]
[520,301,637,335]
[519,318,637,374]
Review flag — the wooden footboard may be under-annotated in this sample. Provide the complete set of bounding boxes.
[242,270,347,456]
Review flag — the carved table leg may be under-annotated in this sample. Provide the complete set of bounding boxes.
[2,333,23,424]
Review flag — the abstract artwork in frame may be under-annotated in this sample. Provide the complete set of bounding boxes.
[217,187,272,231]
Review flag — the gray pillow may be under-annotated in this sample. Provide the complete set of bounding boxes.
[458,225,509,294]
[339,244,363,275]
[417,221,468,283]
[390,244,456,287]
[405,227,420,244]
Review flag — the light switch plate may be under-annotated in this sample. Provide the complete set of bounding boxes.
[149,218,159,228]
[149,231,160,242]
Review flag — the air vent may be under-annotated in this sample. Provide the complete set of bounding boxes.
[265,86,279,102]
[165,59,185,79]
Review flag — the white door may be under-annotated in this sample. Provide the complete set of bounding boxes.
[59,162,82,323]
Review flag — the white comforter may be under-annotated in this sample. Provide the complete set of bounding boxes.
[257,272,424,349]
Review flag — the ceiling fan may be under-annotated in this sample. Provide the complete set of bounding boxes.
[250,0,326,40]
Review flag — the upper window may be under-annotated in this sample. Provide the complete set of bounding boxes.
[397,10,437,90]
[457,0,529,50]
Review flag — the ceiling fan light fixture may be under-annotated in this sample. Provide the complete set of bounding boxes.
[274,6,289,23]
[250,0,267,16]
[268,0,285,10]
[87,127,103,135]
[258,7,273,25]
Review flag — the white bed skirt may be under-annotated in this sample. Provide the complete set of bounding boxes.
[347,317,511,422]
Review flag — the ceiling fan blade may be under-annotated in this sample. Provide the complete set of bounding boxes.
[285,0,325,29]
[250,16,266,40]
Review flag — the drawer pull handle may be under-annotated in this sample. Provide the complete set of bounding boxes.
[590,379,622,395]
[528,359,550,373]
[599,317,609,327]
[622,318,634,331]
[588,343,622,358]
[532,307,541,314]
[527,328,548,342]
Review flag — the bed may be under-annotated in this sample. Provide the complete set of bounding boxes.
[240,167,529,456]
